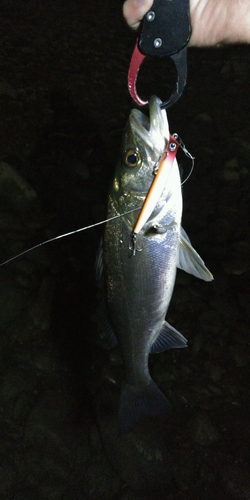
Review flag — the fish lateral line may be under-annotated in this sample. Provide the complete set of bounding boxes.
[0,207,141,267]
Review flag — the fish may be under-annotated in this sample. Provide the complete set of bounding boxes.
[96,96,213,433]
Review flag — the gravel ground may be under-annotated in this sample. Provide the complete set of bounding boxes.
[0,0,249,499]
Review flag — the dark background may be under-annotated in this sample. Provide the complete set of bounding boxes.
[0,0,249,498]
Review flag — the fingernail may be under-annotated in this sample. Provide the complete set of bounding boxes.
[132,0,146,6]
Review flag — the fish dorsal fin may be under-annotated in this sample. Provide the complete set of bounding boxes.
[150,321,187,354]
[178,227,213,282]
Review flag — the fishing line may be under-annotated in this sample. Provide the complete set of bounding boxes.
[172,133,195,186]
[0,207,141,267]
[1,137,194,267]
[181,155,195,186]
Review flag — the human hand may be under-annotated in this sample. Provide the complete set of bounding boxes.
[123,0,250,47]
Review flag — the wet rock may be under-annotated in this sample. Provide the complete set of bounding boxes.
[82,424,122,497]
[189,412,221,445]
[210,291,238,323]
[120,490,159,500]
[220,169,240,183]
[221,460,250,499]
[0,162,39,214]
[70,159,90,180]
[235,138,250,160]
[25,390,88,448]
[0,367,36,401]
[229,344,250,368]
[83,461,121,500]
[0,463,16,498]
[237,290,250,318]
[216,185,240,217]
[239,166,249,178]
[38,482,67,499]
[205,362,225,382]
[12,392,33,420]
[17,242,51,271]
[218,157,240,183]
[30,344,58,373]
[191,113,214,147]
[208,218,232,243]
[224,157,239,169]
[0,268,30,327]
[21,46,34,54]
[191,331,204,353]
[89,424,104,456]
[0,367,38,438]
[222,258,250,275]
[27,276,55,331]
[198,309,222,334]
[22,390,92,496]
[170,448,197,487]
[0,80,18,98]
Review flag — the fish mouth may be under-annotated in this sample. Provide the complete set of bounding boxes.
[129,95,170,156]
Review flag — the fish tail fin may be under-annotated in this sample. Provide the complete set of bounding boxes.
[118,379,171,434]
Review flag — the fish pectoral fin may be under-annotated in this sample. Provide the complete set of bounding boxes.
[178,226,214,282]
[118,379,171,434]
[96,300,118,348]
[95,238,104,282]
[150,321,187,353]
[151,224,169,234]
[145,220,176,236]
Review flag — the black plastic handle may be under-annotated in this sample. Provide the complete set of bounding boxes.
[139,0,191,57]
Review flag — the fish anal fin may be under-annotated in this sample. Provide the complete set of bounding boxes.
[150,321,187,354]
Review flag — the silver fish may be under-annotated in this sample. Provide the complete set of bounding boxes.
[98,96,213,433]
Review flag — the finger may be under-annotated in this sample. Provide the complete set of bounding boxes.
[123,0,153,30]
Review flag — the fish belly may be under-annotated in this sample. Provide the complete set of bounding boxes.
[104,215,179,432]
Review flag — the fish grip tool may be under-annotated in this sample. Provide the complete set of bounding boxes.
[128,0,191,109]
[130,133,180,256]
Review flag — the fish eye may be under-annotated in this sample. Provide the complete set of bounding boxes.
[124,149,142,168]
